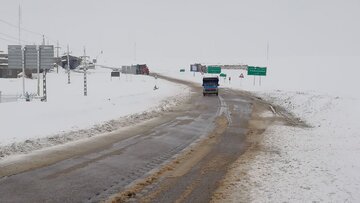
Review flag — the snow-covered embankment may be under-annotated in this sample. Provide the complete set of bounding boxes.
[213,90,360,202]
[0,68,190,158]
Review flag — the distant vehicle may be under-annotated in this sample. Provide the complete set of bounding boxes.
[121,64,149,75]
[202,76,219,96]
[138,64,150,75]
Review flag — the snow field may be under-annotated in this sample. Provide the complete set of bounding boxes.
[0,68,190,157]
[215,91,360,202]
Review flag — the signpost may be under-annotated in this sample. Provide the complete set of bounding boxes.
[247,66,267,86]
[239,73,244,86]
[207,66,221,74]
[247,66,267,76]
[111,71,120,81]
[111,71,120,77]
[220,73,226,77]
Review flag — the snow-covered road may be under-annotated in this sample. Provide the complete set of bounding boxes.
[154,67,360,202]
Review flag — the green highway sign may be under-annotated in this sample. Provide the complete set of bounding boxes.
[180,69,185,72]
[220,73,227,77]
[207,66,221,74]
[247,66,267,76]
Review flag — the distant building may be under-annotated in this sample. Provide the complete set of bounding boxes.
[0,51,9,78]
[60,55,82,70]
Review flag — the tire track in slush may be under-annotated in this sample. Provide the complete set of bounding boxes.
[88,141,196,202]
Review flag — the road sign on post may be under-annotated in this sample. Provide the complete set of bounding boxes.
[220,73,227,77]
[247,66,267,76]
[207,66,221,74]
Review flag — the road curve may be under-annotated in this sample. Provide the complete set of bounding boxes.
[0,75,277,203]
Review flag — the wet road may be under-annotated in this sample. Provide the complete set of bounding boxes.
[0,78,273,203]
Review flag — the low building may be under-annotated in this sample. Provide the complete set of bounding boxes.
[60,55,82,70]
[0,51,11,78]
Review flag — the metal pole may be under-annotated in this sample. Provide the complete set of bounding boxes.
[83,47,87,96]
[22,46,25,96]
[267,41,269,62]
[0,91,2,103]
[134,42,136,63]
[37,46,40,95]
[253,76,255,86]
[18,5,21,45]
[55,41,60,74]
[67,44,70,84]
[42,70,47,102]
[259,76,261,86]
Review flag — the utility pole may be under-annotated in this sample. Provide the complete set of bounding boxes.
[22,46,25,95]
[134,42,136,63]
[42,35,45,45]
[42,70,47,102]
[82,47,89,96]
[55,41,61,73]
[266,41,269,62]
[261,41,269,87]
[19,5,25,96]
[18,5,21,45]
[37,46,40,95]
[67,44,71,84]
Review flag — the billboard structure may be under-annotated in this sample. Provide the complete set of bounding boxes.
[39,45,54,70]
[247,66,267,76]
[207,66,221,74]
[8,45,54,73]
[8,45,22,70]
[190,64,197,72]
[24,45,38,71]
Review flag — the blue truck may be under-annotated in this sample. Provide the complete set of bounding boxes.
[202,76,219,96]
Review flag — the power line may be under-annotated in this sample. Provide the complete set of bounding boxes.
[0,36,19,44]
[0,18,87,57]
[0,32,32,44]
[0,18,57,45]
[0,18,43,36]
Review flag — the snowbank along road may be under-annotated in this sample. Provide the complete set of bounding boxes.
[0,75,302,202]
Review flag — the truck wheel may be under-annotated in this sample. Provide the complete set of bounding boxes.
[203,93,206,96]
[216,93,218,96]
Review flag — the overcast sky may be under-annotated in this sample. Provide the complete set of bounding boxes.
[0,0,359,67]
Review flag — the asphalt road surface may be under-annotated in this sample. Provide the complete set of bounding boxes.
[0,76,280,203]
